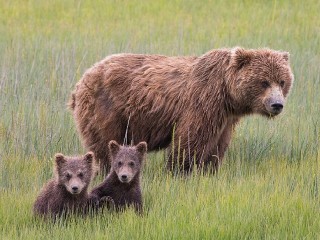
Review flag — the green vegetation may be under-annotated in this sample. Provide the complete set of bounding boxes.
[1,0,319,239]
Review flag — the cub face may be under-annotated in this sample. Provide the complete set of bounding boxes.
[55,152,94,194]
[108,140,147,183]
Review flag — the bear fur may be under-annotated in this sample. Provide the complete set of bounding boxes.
[33,152,96,218]
[69,47,294,173]
[89,140,147,213]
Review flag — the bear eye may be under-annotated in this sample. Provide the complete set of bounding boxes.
[280,80,285,88]
[261,81,270,88]
[129,161,135,167]
[65,173,72,179]
[78,172,84,178]
[118,161,123,167]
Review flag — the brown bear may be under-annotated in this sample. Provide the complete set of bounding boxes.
[34,152,97,218]
[89,140,147,213]
[69,47,294,173]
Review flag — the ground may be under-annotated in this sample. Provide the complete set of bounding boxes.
[0,0,320,239]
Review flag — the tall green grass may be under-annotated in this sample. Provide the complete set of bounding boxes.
[1,0,319,239]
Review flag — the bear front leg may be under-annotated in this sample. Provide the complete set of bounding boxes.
[88,179,111,209]
[166,143,191,173]
[99,196,115,211]
[134,202,143,215]
[88,193,101,210]
[166,134,208,173]
[203,117,240,174]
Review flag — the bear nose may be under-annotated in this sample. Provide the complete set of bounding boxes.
[121,175,128,181]
[72,186,79,191]
[271,103,283,112]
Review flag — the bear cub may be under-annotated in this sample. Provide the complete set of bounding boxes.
[34,152,96,218]
[90,140,147,213]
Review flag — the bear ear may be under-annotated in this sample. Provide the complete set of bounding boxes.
[55,153,66,167]
[281,51,290,62]
[230,47,253,70]
[136,141,147,155]
[84,151,94,164]
[108,140,120,156]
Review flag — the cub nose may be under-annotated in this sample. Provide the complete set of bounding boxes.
[271,103,283,112]
[121,175,128,181]
[72,186,79,191]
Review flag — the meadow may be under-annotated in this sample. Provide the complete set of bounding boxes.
[0,0,319,239]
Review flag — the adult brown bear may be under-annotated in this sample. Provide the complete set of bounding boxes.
[69,47,294,174]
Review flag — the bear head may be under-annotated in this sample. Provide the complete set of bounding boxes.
[227,47,294,117]
[54,152,94,195]
[108,140,147,183]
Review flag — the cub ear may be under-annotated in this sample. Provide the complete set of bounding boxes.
[84,151,94,164]
[230,47,253,70]
[108,140,120,156]
[136,141,147,155]
[281,51,289,62]
[55,153,66,168]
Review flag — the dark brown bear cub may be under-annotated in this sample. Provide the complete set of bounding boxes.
[33,152,95,218]
[90,140,147,213]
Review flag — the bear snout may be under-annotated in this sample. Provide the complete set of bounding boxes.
[271,103,283,112]
[264,87,285,116]
[118,171,132,183]
[121,174,128,181]
[67,179,85,194]
[70,185,81,194]
[265,98,284,116]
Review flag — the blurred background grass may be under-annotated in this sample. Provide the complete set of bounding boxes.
[0,0,319,239]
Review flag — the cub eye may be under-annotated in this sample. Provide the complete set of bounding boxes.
[261,81,270,88]
[118,161,123,167]
[129,161,135,167]
[78,172,84,178]
[280,80,285,88]
[65,173,72,179]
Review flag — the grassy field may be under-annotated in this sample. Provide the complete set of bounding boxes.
[1,0,320,239]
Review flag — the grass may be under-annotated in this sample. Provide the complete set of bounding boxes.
[1,0,320,239]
